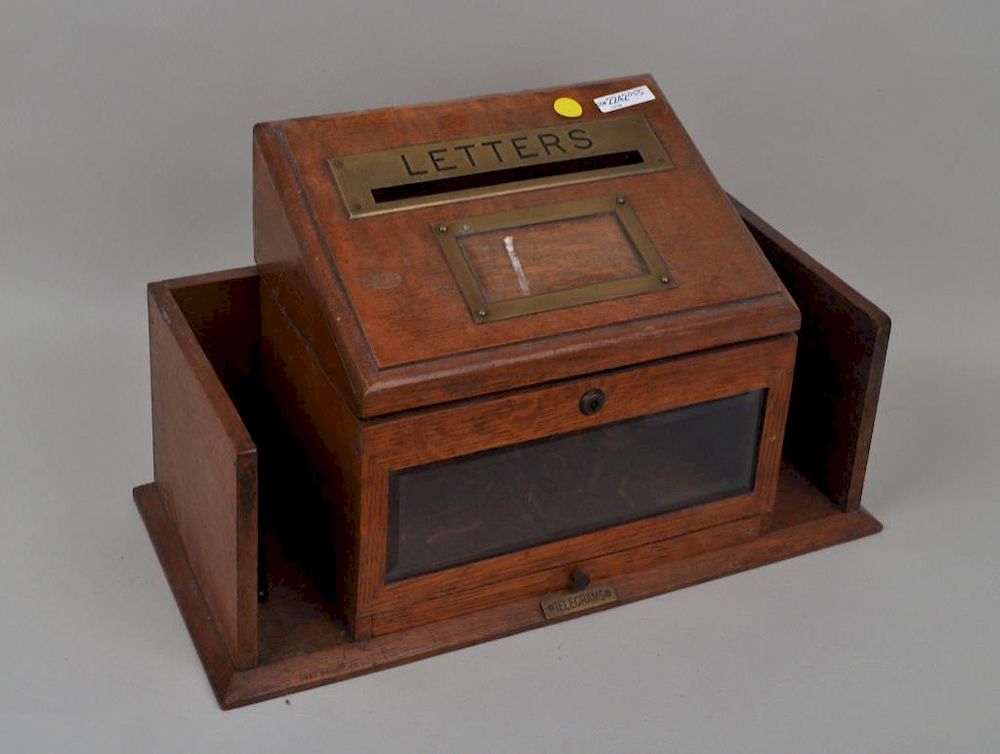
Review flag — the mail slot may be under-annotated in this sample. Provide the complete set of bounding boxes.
[136,75,890,706]
[328,115,672,217]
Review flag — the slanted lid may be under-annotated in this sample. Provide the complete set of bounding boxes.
[253,75,799,417]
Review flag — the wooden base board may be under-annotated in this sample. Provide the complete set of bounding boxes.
[133,463,881,709]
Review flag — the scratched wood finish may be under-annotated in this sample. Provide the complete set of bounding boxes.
[147,275,258,669]
[730,198,891,510]
[134,198,889,708]
[253,75,800,417]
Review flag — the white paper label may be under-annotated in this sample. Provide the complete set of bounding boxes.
[593,85,656,113]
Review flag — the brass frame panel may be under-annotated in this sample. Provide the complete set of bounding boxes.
[328,116,672,218]
[433,195,675,323]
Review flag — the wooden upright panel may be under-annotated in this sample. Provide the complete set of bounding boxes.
[731,198,891,510]
[148,278,259,669]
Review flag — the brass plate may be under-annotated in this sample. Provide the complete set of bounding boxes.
[328,116,672,218]
[434,195,674,323]
[540,584,619,620]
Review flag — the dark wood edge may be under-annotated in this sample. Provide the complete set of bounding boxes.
[133,480,880,709]
[729,197,891,510]
[160,265,260,292]
[235,449,259,667]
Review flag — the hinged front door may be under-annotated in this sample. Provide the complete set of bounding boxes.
[353,336,795,635]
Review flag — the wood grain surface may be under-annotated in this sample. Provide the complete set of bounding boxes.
[148,276,258,669]
[253,75,800,416]
[135,196,889,707]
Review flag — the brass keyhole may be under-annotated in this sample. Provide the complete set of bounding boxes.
[579,388,606,416]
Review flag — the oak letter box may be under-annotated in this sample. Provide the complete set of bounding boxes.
[136,76,889,707]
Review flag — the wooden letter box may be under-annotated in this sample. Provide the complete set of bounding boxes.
[135,76,890,707]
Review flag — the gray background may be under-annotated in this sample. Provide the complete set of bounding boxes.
[2,1,998,751]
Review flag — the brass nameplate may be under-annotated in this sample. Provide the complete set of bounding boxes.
[329,116,672,218]
[540,584,619,620]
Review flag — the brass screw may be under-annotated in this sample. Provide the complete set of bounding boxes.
[462,223,472,232]
[660,275,670,284]
[478,309,487,318]
[616,196,626,205]
[438,225,448,233]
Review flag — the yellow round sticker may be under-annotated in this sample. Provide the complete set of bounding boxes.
[553,97,583,118]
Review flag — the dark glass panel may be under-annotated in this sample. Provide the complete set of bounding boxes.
[386,391,765,582]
